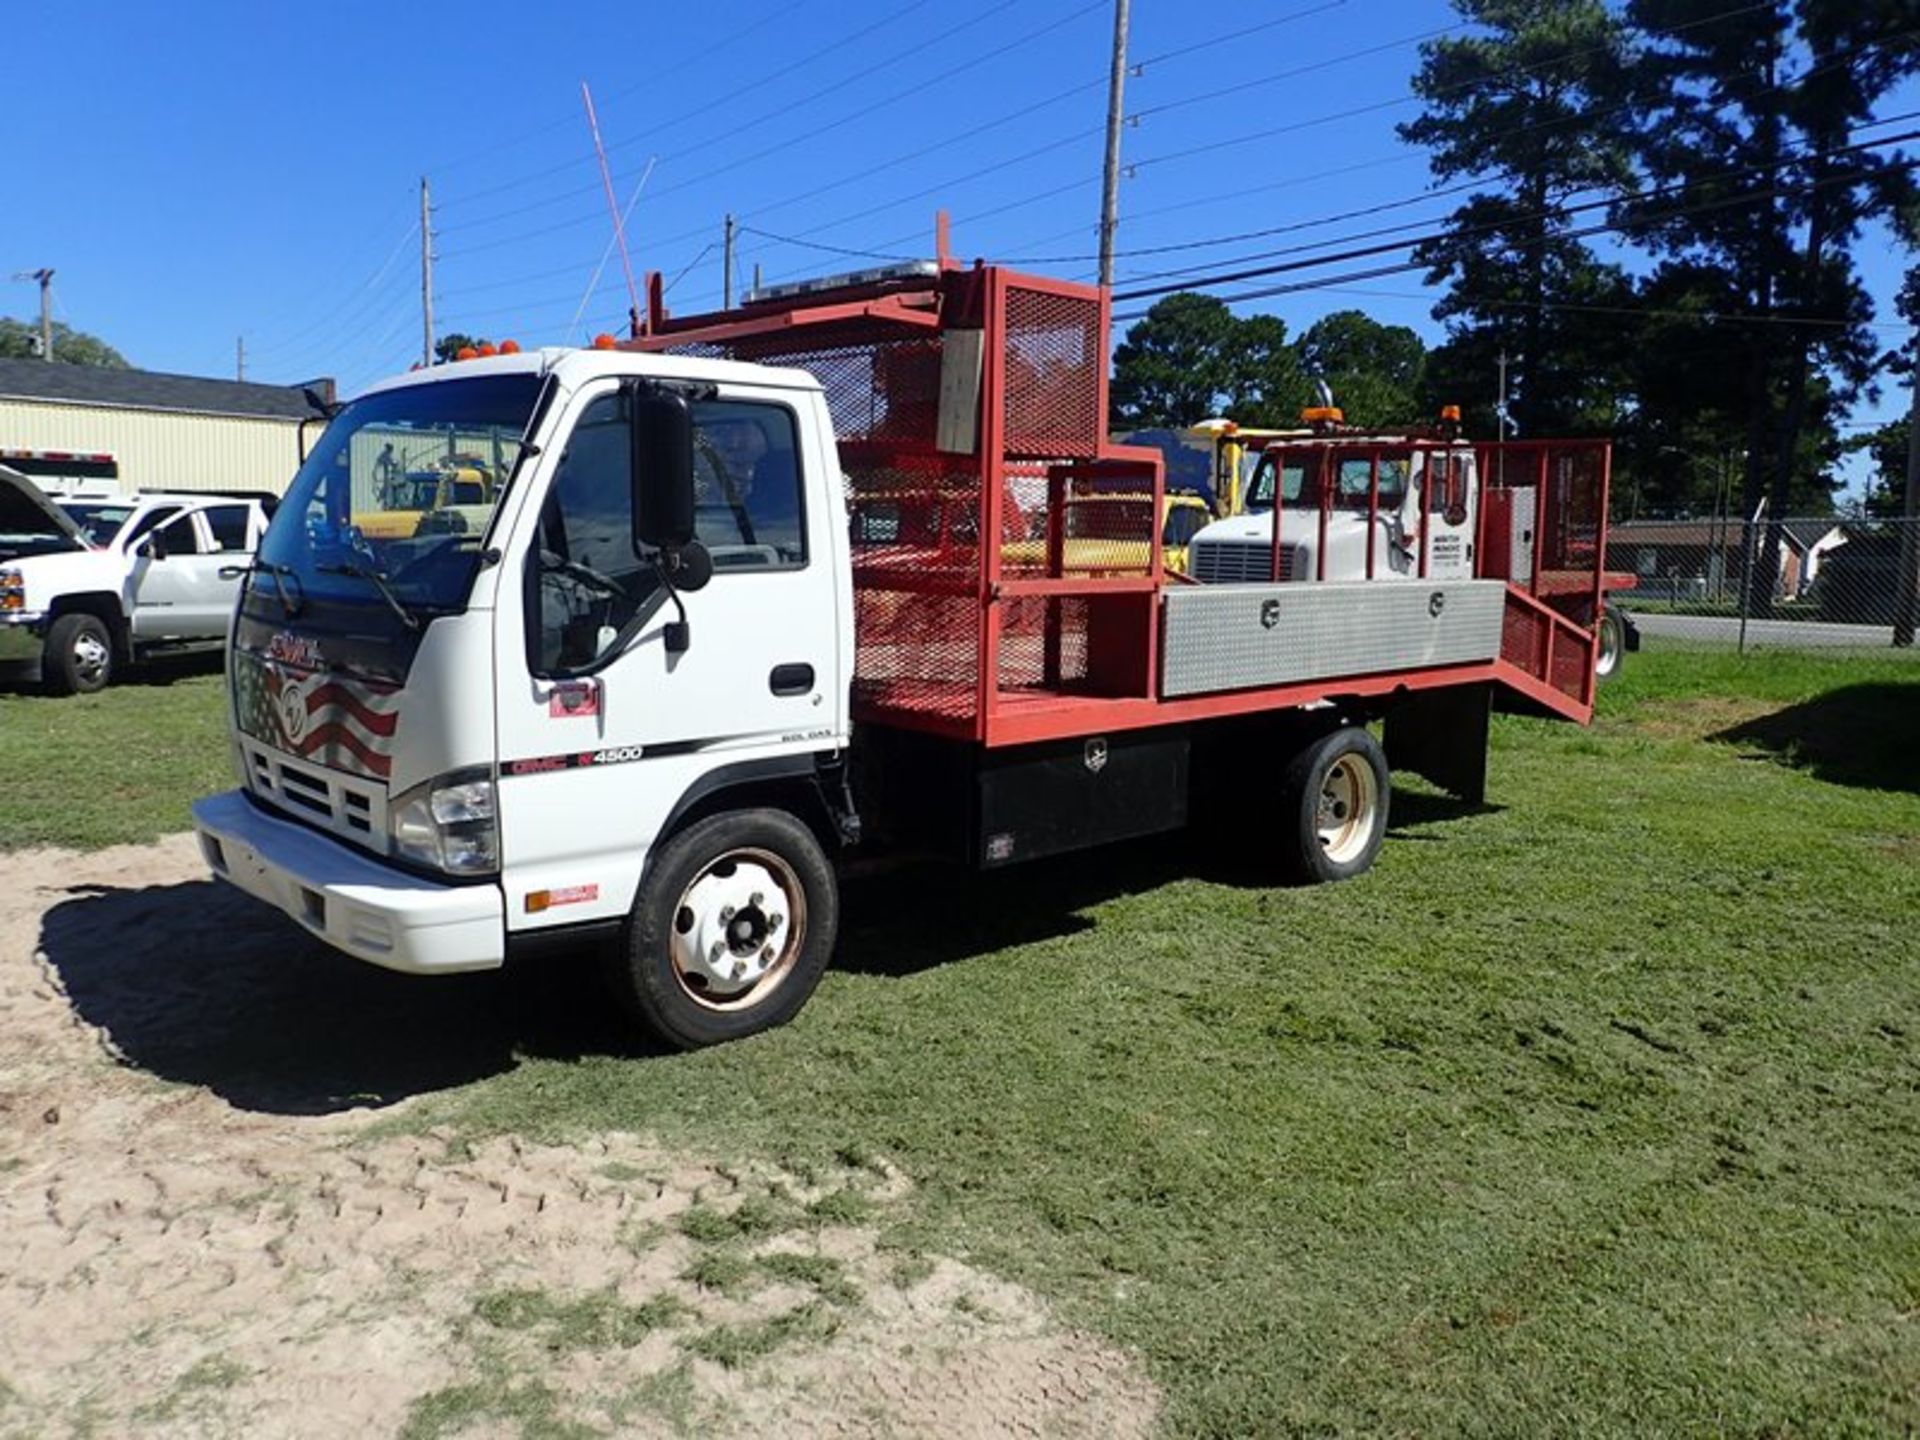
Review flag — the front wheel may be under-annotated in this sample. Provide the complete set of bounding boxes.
[42,613,114,695]
[1281,726,1390,884]
[610,808,838,1049]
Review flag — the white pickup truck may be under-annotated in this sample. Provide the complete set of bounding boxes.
[0,465,272,693]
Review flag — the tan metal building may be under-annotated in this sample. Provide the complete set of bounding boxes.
[0,358,334,497]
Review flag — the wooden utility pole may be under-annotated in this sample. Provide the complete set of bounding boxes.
[723,214,737,309]
[1097,0,1131,289]
[420,177,435,367]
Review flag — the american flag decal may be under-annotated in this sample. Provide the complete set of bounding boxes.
[235,650,401,780]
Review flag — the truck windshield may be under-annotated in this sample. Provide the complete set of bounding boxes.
[257,374,541,613]
[58,502,137,546]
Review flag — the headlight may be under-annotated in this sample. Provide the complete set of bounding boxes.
[388,767,498,875]
[0,569,23,612]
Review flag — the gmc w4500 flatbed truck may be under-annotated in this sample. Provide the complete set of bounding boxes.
[194,238,1616,1049]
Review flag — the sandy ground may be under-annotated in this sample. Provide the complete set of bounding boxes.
[0,837,1157,1437]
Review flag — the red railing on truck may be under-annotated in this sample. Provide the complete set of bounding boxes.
[628,230,1611,743]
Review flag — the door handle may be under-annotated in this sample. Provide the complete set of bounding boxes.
[769,662,814,697]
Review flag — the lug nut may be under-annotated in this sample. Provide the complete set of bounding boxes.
[719,905,736,922]
[732,961,747,980]
[709,941,725,963]
[760,944,775,962]
[768,913,783,930]
[749,892,765,908]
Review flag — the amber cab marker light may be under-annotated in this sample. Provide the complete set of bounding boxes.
[455,346,478,361]
[499,339,522,354]
[591,333,618,350]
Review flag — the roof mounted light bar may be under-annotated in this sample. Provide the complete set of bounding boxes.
[744,260,940,306]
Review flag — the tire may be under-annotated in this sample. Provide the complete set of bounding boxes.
[1281,726,1390,884]
[1595,604,1627,683]
[610,808,838,1049]
[42,613,114,695]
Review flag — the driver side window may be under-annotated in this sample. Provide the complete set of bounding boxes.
[534,393,657,674]
[530,391,809,675]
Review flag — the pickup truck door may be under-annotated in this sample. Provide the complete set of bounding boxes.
[491,380,845,934]
[129,510,236,640]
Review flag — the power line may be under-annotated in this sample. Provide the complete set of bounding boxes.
[1112,151,1920,312]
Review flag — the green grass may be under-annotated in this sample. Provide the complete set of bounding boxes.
[406,646,1920,1436]
[13,635,1920,1432]
[0,665,230,850]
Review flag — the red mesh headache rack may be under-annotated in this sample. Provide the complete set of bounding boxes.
[628,227,1162,745]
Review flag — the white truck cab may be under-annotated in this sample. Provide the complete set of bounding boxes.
[0,468,271,693]
[1187,430,1484,586]
[192,347,853,1047]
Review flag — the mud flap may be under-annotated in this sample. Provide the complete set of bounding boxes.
[1384,683,1491,804]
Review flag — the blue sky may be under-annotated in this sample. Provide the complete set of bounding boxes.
[9,0,1916,485]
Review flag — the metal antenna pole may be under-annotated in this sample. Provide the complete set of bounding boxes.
[236,334,245,381]
[420,177,435,366]
[723,214,737,309]
[582,82,642,336]
[1097,0,1131,289]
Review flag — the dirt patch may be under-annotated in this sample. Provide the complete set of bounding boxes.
[0,840,1158,1437]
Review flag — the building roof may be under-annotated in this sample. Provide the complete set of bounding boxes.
[1611,517,1847,551]
[0,358,333,421]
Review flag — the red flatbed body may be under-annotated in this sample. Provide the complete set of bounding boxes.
[630,239,1615,744]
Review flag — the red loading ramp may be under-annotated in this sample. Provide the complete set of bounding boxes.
[1494,584,1595,722]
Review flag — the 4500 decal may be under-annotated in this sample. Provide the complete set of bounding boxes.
[506,745,646,777]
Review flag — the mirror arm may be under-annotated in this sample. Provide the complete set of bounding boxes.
[654,562,691,654]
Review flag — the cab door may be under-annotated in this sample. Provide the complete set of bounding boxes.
[1420,450,1476,581]
[490,379,845,934]
[129,509,236,640]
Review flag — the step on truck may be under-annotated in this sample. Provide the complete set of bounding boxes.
[193,224,1618,1049]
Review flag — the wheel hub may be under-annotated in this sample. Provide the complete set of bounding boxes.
[670,852,802,1006]
[1315,754,1377,865]
[72,632,109,682]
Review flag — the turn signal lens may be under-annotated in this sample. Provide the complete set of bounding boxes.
[0,569,23,611]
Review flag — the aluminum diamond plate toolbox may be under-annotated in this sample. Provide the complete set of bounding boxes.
[1160,579,1507,698]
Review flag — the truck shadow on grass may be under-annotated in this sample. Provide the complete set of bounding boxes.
[38,800,1488,1115]
[1711,680,1920,795]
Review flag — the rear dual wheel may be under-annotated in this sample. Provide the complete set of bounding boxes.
[1282,726,1390,884]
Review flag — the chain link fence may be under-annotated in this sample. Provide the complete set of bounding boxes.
[1610,515,1920,654]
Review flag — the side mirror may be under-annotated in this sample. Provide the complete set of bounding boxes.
[630,383,696,552]
[141,532,169,561]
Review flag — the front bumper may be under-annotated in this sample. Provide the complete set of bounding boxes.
[0,614,46,670]
[192,789,505,974]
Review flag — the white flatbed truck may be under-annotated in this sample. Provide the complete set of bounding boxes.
[194,242,1614,1048]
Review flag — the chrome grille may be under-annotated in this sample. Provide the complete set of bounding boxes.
[1191,539,1295,584]
[243,739,387,851]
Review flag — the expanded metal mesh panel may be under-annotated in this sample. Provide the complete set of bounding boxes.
[853,589,980,725]
[997,595,1093,694]
[1000,494,1157,579]
[845,453,984,582]
[664,332,944,445]
[1549,632,1591,702]
[1002,286,1102,459]
[1500,602,1548,678]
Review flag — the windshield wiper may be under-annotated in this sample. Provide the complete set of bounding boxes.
[240,559,305,618]
[316,561,421,632]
